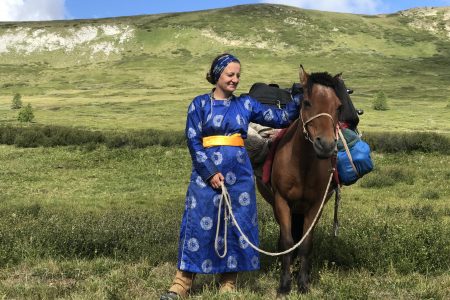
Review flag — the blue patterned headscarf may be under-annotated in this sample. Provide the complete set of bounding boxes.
[211,54,240,83]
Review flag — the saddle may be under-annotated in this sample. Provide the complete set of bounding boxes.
[262,128,288,184]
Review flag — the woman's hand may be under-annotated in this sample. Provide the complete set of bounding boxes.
[209,173,224,189]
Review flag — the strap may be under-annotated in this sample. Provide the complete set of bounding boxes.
[203,133,244,148]
[338,128,360,177]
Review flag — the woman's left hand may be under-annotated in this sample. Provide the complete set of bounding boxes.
[209,172,224,189]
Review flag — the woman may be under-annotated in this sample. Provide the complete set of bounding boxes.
[160,53,300,299]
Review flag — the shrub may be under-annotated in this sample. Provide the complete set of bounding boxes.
[11,93,23,109]
[0,125,185,149]
[421,190,440,200]
[17,103,35,122]
[313,216,450,274]
[410,204,437,220]
[360,166,414,189]
[14,128,46,148]
[0,205,182,265]
[372,91,388,111]
[364,131,450,154]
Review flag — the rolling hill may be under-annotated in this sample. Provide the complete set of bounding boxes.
[0,4,449,133]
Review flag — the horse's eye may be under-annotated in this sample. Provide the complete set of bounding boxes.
[302,100,311,109]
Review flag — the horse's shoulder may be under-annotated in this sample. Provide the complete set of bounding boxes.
[279,119,299,144]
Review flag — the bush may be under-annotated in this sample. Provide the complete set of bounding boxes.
[0,125,185,149]
[313,216,450,274]
[0,205,182,266]
[372,91,389,111]
[17,103,34,123]
[360,166,413,189]
[364,131,450,154]
[421,190,440,200]
[11,93,23,109]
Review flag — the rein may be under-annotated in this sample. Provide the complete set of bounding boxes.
[214,171,334,257]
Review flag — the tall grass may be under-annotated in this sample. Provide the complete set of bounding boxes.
[0,145,448,298]
[0,125,185,148]
[1,125,449,154]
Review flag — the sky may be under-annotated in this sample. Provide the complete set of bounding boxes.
[1,0,450,22]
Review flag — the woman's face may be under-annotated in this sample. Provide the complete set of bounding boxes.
[216,62,241,95]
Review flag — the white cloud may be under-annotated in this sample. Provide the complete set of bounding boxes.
[0,0,66,21]
[261,0,385,14]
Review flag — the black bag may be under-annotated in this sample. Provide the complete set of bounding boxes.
[247,83,293,108]
[335,79,359,129]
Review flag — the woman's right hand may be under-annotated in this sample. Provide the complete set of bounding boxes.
[209,172,224,189]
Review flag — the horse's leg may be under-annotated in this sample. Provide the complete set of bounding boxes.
[297,205,322,293]
[256,177,274,206]
[291,214,304,259]
[291,213,304,278]
[273,193,293,296]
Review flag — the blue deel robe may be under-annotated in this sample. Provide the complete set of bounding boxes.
[177,92,300,274]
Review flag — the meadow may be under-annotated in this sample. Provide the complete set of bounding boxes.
[0,4,449,299]
[0,146,448,299]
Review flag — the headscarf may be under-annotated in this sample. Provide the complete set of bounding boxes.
[211,54,240,83]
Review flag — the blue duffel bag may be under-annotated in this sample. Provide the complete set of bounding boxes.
[337,130,374,186]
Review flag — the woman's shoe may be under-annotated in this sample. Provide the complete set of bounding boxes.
[219,272,237,294]
[160,291,180,300]
[219,281,236,293]
[161,270,194,299]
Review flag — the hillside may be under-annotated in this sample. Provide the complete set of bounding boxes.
[0,4,449,133]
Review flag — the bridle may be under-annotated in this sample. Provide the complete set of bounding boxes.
[300,112,337,143]
[299,77,341,144]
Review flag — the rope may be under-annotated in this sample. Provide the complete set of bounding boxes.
[337,128,359,177]
[214,171,334,257]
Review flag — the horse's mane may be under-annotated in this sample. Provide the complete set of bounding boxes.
[306,72,337,97]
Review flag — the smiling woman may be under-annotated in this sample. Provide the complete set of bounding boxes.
[159,53,301,299]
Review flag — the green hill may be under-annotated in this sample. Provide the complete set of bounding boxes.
[0,4,449,133]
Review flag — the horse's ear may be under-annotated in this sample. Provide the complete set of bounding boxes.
[299,64,308,85]
[334,72,343,79]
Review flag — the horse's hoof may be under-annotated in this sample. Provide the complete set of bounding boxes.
[298,284,310,294]
[276,286,291,299]
[276,292,288,299]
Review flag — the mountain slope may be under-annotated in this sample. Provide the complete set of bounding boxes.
[0,4,449,132]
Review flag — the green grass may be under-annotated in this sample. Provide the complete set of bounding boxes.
[0,145,448,298]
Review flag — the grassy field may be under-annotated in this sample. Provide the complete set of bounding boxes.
[0,146,448,299]
[0,3,449,299]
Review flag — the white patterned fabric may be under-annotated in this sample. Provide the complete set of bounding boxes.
[178,93,299,273]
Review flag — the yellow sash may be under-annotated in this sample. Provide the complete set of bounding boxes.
[202,133,244,148]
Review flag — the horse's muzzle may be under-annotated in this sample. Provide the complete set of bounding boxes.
[313,137,337,159]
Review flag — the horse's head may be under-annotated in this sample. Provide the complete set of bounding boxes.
[299,65,341,159]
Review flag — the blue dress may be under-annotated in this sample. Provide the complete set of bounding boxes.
[177,92,299,274]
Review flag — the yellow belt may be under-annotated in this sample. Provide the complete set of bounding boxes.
[203,133,244,148]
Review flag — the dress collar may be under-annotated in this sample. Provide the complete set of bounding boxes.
[209,88,234,101]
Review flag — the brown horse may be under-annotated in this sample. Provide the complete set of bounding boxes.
[256,66,342,295]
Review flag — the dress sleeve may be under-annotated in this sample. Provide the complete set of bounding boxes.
[248,95,300,128]
[185,98,219,182]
